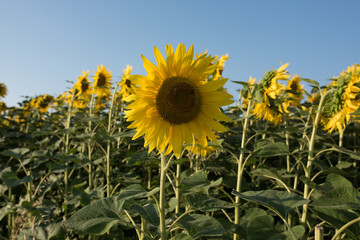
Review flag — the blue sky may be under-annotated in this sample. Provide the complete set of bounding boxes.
[1,1,359,107]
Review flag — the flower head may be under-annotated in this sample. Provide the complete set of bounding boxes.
[213,54,229,80]
[322,64,360,134]
[93,65,112,98]
[0,83,7,98]
[119,65,133,102]
[252,63,290,125]
[125,44,234,157]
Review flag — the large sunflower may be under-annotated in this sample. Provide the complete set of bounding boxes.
[252,63,290,125]
[93,65,112,98]
[322,64,360,134]
[72,70,92,108]
[0,83,7,98]
[125,44,234,156]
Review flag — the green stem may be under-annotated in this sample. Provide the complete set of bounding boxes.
[175,164,181,214]
[338,130,344,165]
[331,216,360,240]
[159,153,168,240]
[234,99,252,240]
[88,92,95,189]
[301,89,334,223]
[106,84,119,197]
[64,87,76,194]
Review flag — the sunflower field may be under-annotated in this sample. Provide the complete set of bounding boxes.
[1,44,360,240]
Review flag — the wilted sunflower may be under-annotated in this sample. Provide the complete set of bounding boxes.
[322,64,360,134]
[118,65,133,102]
[125,44,234,156]
[93,65,112,98]
[0,83,7,98]
[252,63,290,125]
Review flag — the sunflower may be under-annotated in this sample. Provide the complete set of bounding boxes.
[284,75,304,108]
[118,65,133,102]
[125,44,234,156]
[322,64,360,134]
[213,54,229,80]
[252,63,290,125]
[70,71,92,108]
[241,76,256,109]
[33,94,54,113]
[93,65,112,98]
[0,102,7,114]
[0,83,7,98]
[186,141,217,157]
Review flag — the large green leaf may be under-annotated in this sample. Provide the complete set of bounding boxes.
[268,225,305,240]
[63,196,126,235]
[175,213,225,239]
[232,190,309,219]
[185,193,234,211]
[180,171,222,194]
[311,187,360,209]
[255,142,289,157]
[117,184,159,201]
[129,203,159,226]
[2,148,30,159]
[1,172,33,188]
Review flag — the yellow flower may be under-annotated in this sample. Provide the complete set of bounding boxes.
[125,44,234,156]
[33,94,54,113]
[284,75,304,108]
[0,83,7,98]
[253,63,290,125]
[93,65,112,98]
[322,64,360,134]
[119,65,133,102]
[74,70,92,98]
[241,76,256,109]
[186,141,217,157]
[213,54,229,80]
[0,102,7,114]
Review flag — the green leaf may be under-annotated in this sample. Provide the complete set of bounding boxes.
[180,171,222,194]
[268,225,305,240]
[232,190,309,219]
[311,208,360,239]
[185,193,234,211]
[173,233,195,240]
[63,196,126,235]
[311,187,360,209]
[0,204,12,222]
[301,78,320,88]
[255,142,289,157]
[130,203,159,226]
[328,145,360,160]
[117,184,159,201]
[1,172,33,188]
[175,214,225,239]
[2,147,30,159]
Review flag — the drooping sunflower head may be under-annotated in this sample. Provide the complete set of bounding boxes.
[93,65,112,98]
[119,65,133,102]
[186,141,217,158]
[125,43,234,157]
[322,64,360,133]
[284,75,304,108]
[0,83,7,98]
[33,94,54,113]
[252,63,289,125]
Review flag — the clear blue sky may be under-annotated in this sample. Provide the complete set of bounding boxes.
[1,0,359,107]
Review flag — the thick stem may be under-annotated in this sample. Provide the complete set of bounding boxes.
[338,130,344,165]
[234,99,252,240]
[159,153,168,240]
[88,93,95,189]
[175,164,181,214]
[64,87,76,193]
[106,84,119,197]
[301,90,334,223]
